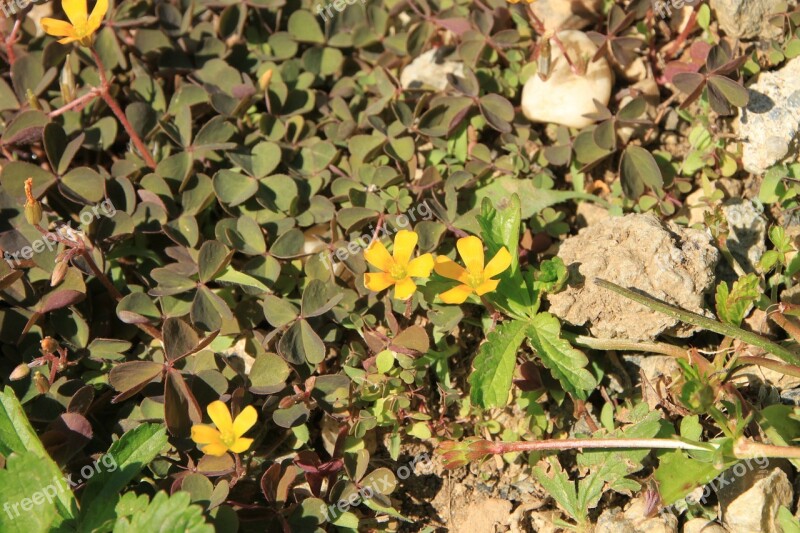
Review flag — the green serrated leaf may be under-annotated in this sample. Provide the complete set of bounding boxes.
[469,320,527,408]
[527,313,597,400]
[715,273,759,327]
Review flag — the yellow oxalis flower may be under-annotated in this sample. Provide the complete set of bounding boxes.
[364,230,434,301]
[434,235,511,304]
[191,401,257,457]
[41,0,109,47]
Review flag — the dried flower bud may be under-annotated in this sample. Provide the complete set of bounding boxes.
[51,261,68,286]
[10,363,30,381]
[259,69,273,91]
[41,336,59,353]
[23,178,42,226]
[33,372,50,394]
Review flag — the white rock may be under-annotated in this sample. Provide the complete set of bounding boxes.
[521,30,613,129]
[529,0,601,32]
[722,199,767,272]
[400,48,464,91]
[595,497,678,533]
[737,57,800,174]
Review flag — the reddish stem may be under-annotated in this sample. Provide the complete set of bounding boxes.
[90,48,157,169]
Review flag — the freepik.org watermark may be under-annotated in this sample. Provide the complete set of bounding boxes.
[315,0,366,22]
[319,200,434,267]
[3,452,118,520]
[3,198,116,267]
[659,454,769,515]
[653,0,702,19]
[320,452,433,523]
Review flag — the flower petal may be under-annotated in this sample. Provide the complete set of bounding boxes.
[228,438,254,454]
[407,254,434,278]
[191,424,221,444]
[456,236,485,275]
[474,278,500,296]
[434,256,468,282]
[63,0,88,25]
[364,272,395,292]
[201,442,230,457]
[233,405,257,438]
[439,284,474,304]
[40,18,77,37]
[207,400,233,434]
[392,277,417,300]
[87,0,108,31]
[392,230,418,266]
[483,247,511,279]
[363,240,394,272]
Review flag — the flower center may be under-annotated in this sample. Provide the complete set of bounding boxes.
[220,430,237,447]
[389,263,407,280]
[466,271,485,288]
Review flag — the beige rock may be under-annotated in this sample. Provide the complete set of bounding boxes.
[683,518,727,533]
[595,497,678,533]
[547,213,719,341]
[521,30,613,129]
[400,48,464,91]
[575,201,609,228]
[529,0,601,32]
[720,467,793,533]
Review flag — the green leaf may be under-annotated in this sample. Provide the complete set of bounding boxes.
[215,266,270,292]
[0,388,76,523]
[79,424,169,532]
[288,10,325,44]
[112,491,213,533]
[279,319,326,365]
[198,241,232,283]
[620,145,663,199]
[526,313,597,400]
[191,285,234,331]
[469,320,527,408]
[532,456,583,524]
[0,453,61,533]
[715,273,759,327]
[655,449,730,506]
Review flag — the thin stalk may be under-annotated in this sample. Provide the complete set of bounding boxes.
[48,87,102,118]
[90,48,157,169]
[735,356,800,380]
[496,437,713,454]
[595,278,800,365]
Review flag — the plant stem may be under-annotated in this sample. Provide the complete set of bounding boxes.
[49,87,102,118]
[735,356,800,379]
[494,437,712,454]
[595,278,800,365]
[90,48,157,169]
[566,332,689,359]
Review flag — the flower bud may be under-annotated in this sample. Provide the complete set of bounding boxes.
[23,178,42,226]
[9,363,30,381]
[26,89,42,111]
[33,372,50,394]
[259,69,273,91]
[60,57,76,104]
[51,261,68,286]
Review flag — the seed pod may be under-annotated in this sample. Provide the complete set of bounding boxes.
[60,57,76,104]
[10,363,30,381]
[34,372,50,394]
[41,336,59,353]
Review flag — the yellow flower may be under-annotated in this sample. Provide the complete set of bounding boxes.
[364,230,434,301]
[434,236,511,304]
[41,0,109,47]
[190,401,257,457]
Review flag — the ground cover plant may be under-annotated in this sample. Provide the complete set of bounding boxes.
[2,0,800,531]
